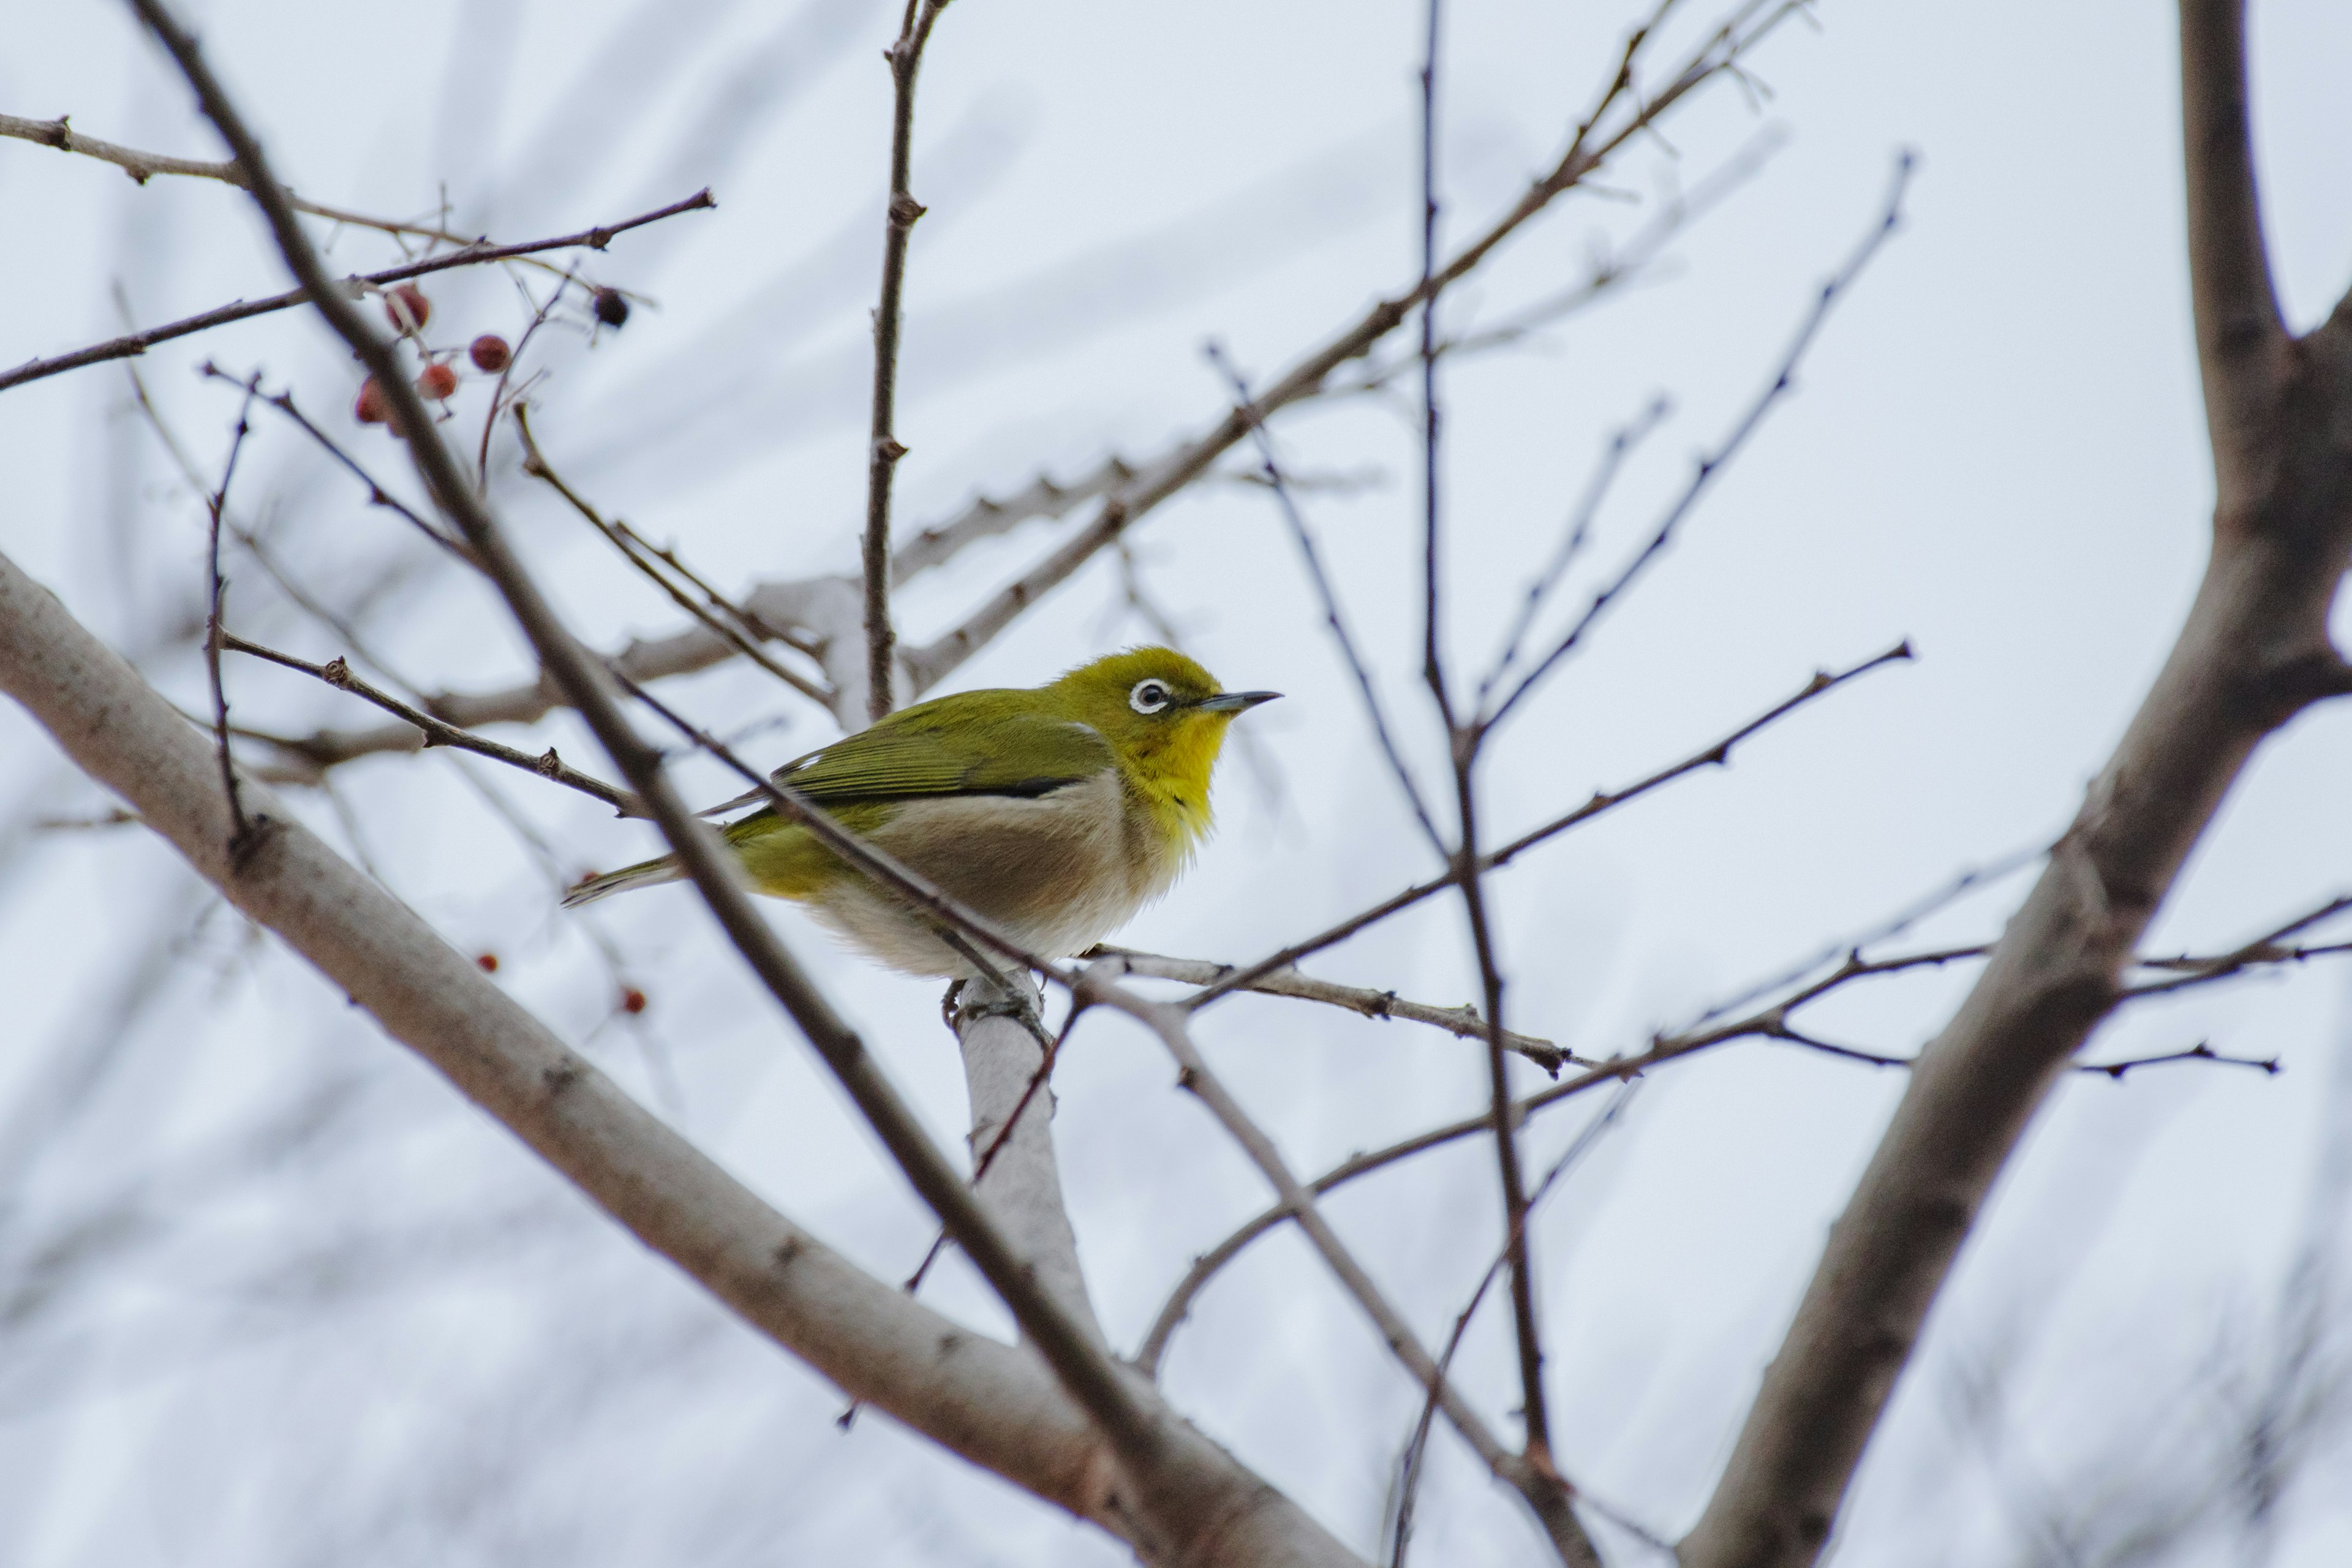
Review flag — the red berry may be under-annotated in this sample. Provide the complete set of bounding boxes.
[475,952,500,973]
[384,284,432,335]
[354,377,392,424]
[592,287,630,328]
[620,987,648,1015]
[415,361,459,401]
[469,334,512,373]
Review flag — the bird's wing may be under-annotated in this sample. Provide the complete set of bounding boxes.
[698,697,1114,817]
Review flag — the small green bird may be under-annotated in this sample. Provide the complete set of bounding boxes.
[564,647,1279,976]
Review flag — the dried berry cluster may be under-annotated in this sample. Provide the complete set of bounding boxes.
[350,282,524,428]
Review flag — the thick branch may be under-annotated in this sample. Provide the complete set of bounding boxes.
[2177,0,2288,503]
[0,545,1114,1534]
[952,970,1104,1347]
[122,10,1364,1559]
[1680,9,2352,1562]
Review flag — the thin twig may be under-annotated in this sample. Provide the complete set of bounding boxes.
[1193,643,1913,1009]
[203,374,262,859]
[1485,150,1915,730]
[222,636,645,817]
[0,110,616,277]
[513,407,831,704]
[1108,991,1553,1517]
[1392,1082,1641,1566]
[1,189,714,396]
[900,0,1809,698]
[864,0,952,721]
[1083,946,1572,1071]
[196,364,469,558]
[1207,341,1443,849]
[1480,396,1673,704]
[1418,0,1453,736]
[1140,904,2307,1379]
[131,0,1181,1492]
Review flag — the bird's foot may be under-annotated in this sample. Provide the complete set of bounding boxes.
[946,974,1054,1052]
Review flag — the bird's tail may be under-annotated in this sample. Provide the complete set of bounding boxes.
[562,854,687,908]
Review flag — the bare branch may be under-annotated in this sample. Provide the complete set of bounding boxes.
[222,635,645,818]
[1208,341,1444,850]
[513,407,832,706]
[0,548,1071,1529]
[1099,990,1588,1557]
[1392,1083,1640,1567]
[214,8,1798,775]
[0,189,714,396]
[1485,151,1914,730]
[201,374,262,858]
[1480,395,1673,705]
[899,0,1810,698]
[951,971,1104,1345]
[122,0,1200,1531]
[2079,1041,2280,1079]
[2176,0,2288,503]
[1083,945,1570,1071]
[1681,10,2352,1557]
[1,110,584,257]
[863,0,952,722]
[1196,642,1913,1008]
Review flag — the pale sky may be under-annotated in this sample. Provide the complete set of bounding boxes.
[4,2,2351,1564]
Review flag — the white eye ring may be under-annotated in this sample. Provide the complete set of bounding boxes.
[1129,679,1173,715]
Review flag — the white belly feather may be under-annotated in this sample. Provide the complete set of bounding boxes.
[804,769,1191,978]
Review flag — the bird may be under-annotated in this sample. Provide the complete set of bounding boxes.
[562,647,1279,977]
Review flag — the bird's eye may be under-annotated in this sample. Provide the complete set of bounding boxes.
[1129,679,1172,715]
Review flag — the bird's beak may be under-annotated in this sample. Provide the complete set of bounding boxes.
[1195,690,1281,714]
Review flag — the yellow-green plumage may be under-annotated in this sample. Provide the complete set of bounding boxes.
[562,647,1277,976]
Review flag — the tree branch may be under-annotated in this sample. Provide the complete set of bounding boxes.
[1195,642,1913,1008]
[222,635,646,818]
[0,189,714,396]
[1679,8,2352,1560]
[119,10,1364,1559]
[2176,0,2288,505]
[862,0,951,722]
[1098,989,1593,1559]
[951,970,1104,1346]
[897,0,1806,698]
[0,543,1129,1542]
[1083,946,1570,1071]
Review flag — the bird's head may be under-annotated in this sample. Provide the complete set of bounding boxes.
[1051,647,1278,797]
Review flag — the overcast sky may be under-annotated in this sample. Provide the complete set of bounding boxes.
[4,2,2352,1564]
